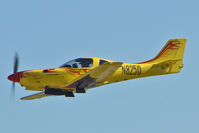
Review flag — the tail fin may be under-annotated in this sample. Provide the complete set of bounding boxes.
[139,38,187,74]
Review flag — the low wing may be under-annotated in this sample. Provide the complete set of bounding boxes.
[67,62,123,89]
[21,92,53,100]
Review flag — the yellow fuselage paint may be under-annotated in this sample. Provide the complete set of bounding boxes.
[18,38,186,92]
[19,57,181,91]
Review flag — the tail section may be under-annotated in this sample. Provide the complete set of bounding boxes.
[139,38,187,74]
[139,38,187,64]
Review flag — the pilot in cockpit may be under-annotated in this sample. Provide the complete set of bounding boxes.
[80,60,92,67]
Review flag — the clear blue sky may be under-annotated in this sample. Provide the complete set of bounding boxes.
[1,0,199,133]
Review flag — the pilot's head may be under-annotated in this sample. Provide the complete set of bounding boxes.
[80,61,90,67]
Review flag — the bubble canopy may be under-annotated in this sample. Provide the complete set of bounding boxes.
[59,58,93,68]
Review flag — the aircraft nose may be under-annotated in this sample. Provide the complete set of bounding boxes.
[8,71,24,82]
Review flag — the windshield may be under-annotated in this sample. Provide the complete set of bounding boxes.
[60,58,93,68]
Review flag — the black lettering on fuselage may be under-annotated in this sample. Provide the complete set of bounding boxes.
[122,65,141,75]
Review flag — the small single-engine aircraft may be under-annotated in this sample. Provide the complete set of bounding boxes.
[8,38,186,100]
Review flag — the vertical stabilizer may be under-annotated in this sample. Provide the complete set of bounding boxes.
[138,38,187,74]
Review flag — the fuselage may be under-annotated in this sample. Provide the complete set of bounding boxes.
[8,57,174,92]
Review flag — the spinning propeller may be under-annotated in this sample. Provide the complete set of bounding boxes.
[10,53,19,97]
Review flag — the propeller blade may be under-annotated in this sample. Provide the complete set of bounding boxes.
[12,81,15,88]
[13,53,19,74]
[11,52,19,99]
[11,82,15,97]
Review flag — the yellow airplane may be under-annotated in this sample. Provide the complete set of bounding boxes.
[8,38,186,100]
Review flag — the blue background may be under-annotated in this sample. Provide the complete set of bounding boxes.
[1,0,199,133]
